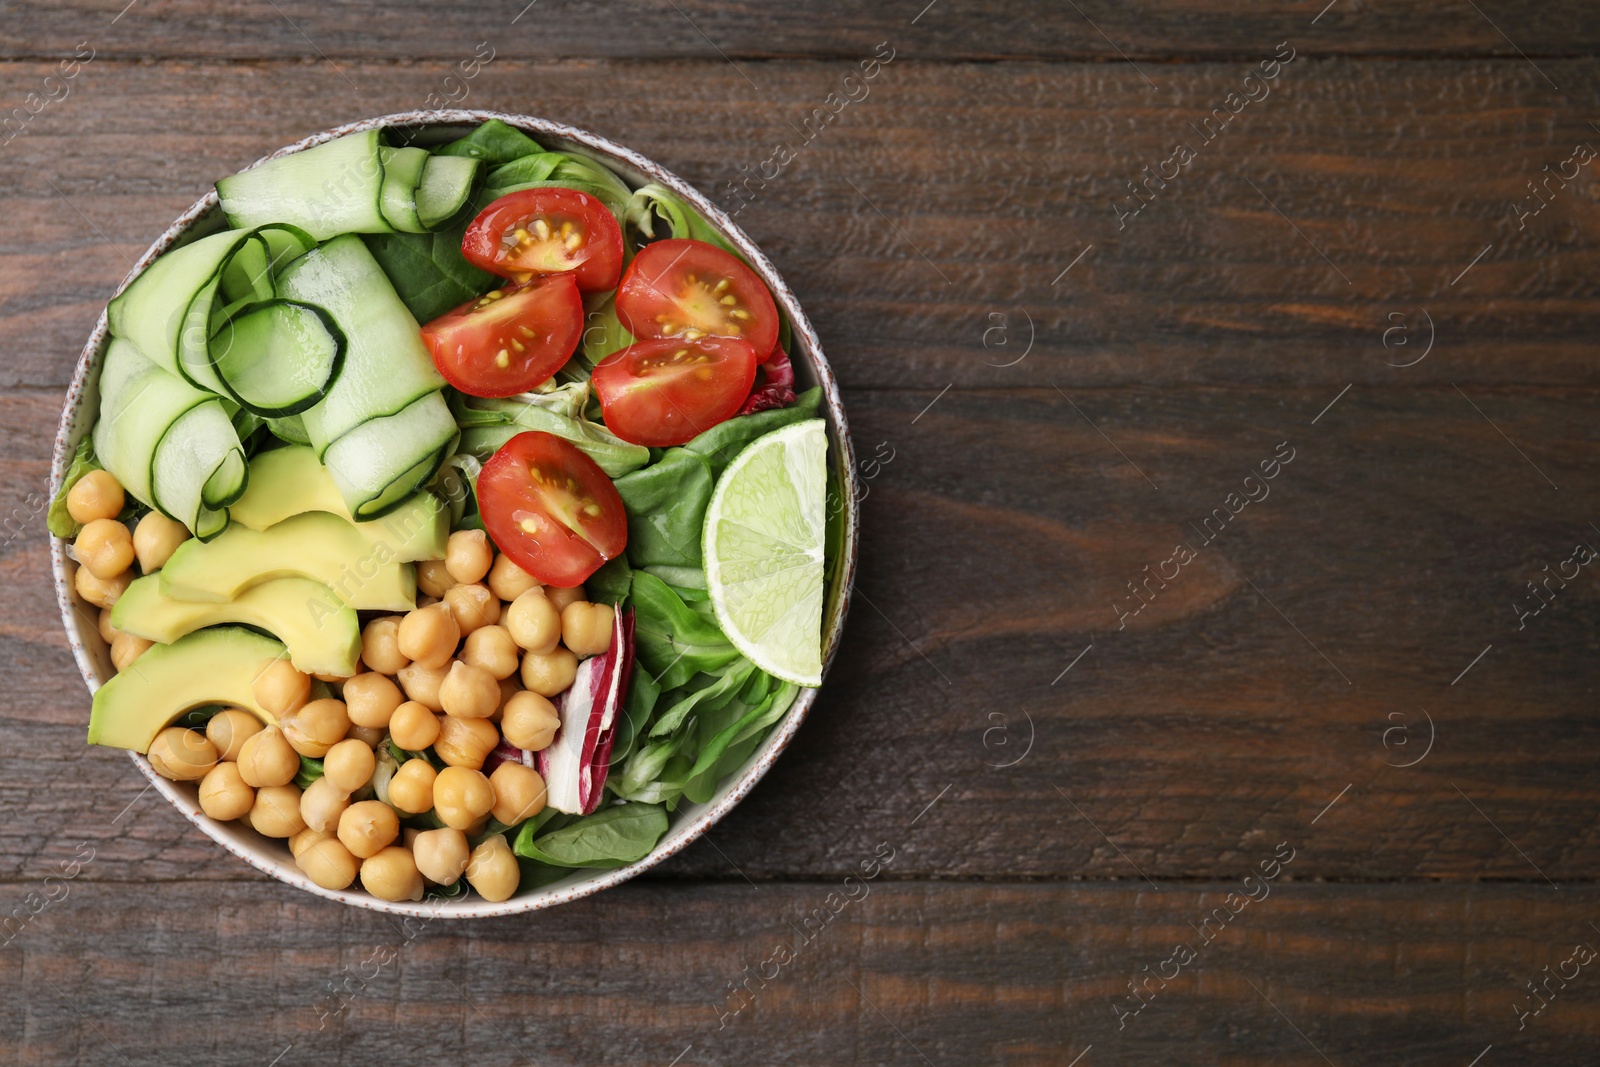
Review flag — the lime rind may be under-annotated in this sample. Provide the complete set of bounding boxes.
[703,419,828,687]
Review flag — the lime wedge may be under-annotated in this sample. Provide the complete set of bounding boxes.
[703,419,829,687]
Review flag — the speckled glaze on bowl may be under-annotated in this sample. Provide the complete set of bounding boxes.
[48,111,858,918]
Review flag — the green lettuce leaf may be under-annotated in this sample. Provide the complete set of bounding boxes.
[47,437,100,539]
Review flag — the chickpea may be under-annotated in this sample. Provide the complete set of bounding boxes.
[299,775,351,833]
[463,624,519,680]
[416,558,456,599]
[402,827,421,849]
[346,724,385,748]
[236,724,300,787]
[433,715,499,770]
[445,529,493,585]
[444,582,500,636]
[96,607,119,645]
[387,758,437,814]
[198,761,254,821]
[337,799,400,859]
[417,595,440,609]
[289,827,331,860]
[485,556,536,605]
[147,727,217,781]
[252,658,311,718]
[323,738,376,793]
[500,690,561,751]
[396,662,448,711]
[412,827,470,886]
[439,661,500,720]
[520,647,577,697]
[75,564,130,609]
[206,708,264,763]
[562,601,615,658]
[388,701,442,751]
[66,469,125,524]
[398,602,459,669]
[433,766,495,830]
[361,845,424,902]
[297,836,360,891]
[489,762,547,825]
[547,584,587,612]
[131,511,189,572]
[74,518,135,580]
[249,784,306,838]
[505,589,560,653]
[360,616,408,675]
[343,672,403,729]
[110,632,153,672]
[384,758,435,819]
[465,834,520,903]
[279,698,350,758]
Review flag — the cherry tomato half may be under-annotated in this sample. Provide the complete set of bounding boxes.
[462,188,625,292]
[479,431,628,588]
[421,274,584,397]
[614,239,779,358]
[591,336,759,447]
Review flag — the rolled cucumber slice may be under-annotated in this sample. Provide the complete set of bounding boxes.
[93,338,246,538]
[416,154,482,227]
[379,146,430,232]
[322,390,458,519]
[217,130,483,241]
[281,235,445,453]
[209,299,346,417]
[219,130,391,241]
[107,223,342,417]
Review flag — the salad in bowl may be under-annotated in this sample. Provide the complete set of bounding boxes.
[48,113,855,915]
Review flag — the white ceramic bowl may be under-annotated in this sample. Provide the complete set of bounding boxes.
[49,111,858,917]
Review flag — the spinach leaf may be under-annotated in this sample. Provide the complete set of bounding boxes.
[640,565,707,595]
[613,448,714,569]
[482,153,634,219]
[362,227,495,324]
[608,663,660,777]
[684,387,822,474]
[434,119,544,164]
[47,437,100,539]
[512,803,668,868]
[481,152,563,192]
[631,571,740,691]
[586,555,632,606]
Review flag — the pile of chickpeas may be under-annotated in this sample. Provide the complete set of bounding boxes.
[69,468,617,904]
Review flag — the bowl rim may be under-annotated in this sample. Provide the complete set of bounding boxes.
[48,109,858,918]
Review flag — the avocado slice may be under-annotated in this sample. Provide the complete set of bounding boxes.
[158,510,420,610]
[229,445,448,552]
[88,626,284,752]
[112,574,361,677]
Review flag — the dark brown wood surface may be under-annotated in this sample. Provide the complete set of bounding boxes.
[2,3,1599,1063]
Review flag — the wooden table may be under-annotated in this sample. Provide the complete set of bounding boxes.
[3,3,1598,1063]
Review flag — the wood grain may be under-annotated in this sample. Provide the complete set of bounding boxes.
[2,880,1598,1066]
[5,34,1600,1064]
[8,382,1598,882]
[2,59,1599,393]
[2,1,1598,60]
